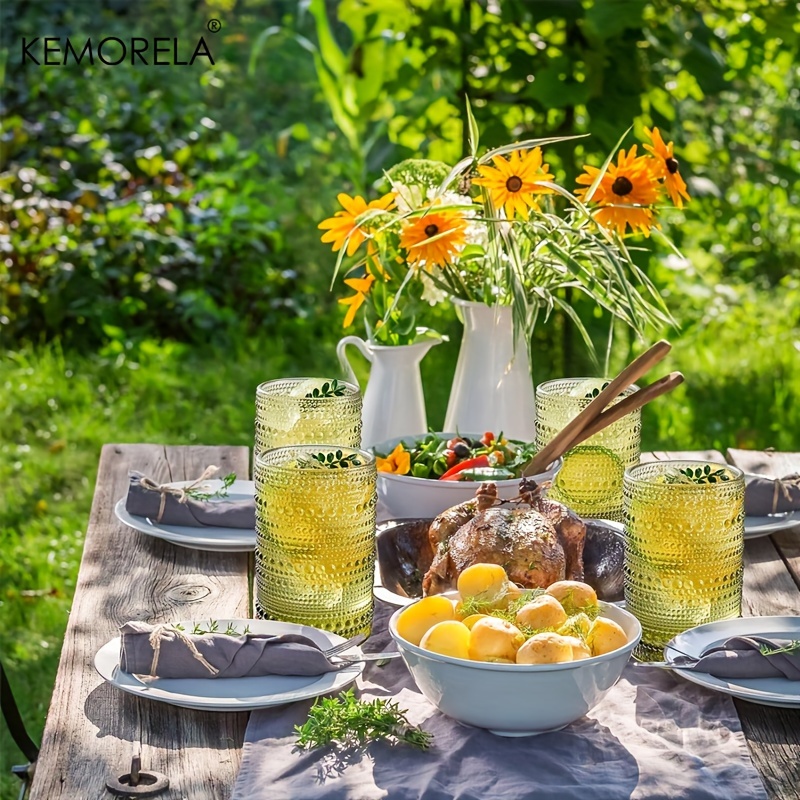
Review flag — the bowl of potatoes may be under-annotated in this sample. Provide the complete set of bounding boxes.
[389,563,641,736]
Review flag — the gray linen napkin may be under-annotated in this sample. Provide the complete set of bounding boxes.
[125,470,255,528]
[119,621,345,679]
[232,603,768,800]
[726,449,800,516]
[672,636,800,680]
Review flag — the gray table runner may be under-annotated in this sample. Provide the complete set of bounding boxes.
[232,604,768,800]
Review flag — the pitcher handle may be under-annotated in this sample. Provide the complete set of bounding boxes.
[336,335,372,386]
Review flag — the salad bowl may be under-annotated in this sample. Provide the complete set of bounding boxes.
[373,432,561,519]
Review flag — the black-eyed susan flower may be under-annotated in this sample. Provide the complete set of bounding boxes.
[575,145,661,237]
[318,192,395,256]
[338,273,375,328]
[399,208,467,268]
[643,127,691,209]
[472,147,554,219]
[376,443,411,475]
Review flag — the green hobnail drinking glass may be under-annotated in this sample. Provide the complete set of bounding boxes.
[623,460,745,654]
[254,377,362,457]
[254,445,377,637]
[535,378,641,522]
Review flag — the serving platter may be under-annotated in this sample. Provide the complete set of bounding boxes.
[94,618,364,711]
[114,479,257,552]
[374,517,625,607]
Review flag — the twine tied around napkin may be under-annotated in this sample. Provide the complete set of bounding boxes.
[745,473,800,516]
[147,623,219,677]
[138,465,220,523]
[119,621,349,679]
[767,474,800,514]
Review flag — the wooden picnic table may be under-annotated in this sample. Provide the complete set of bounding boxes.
[29,444,800,800]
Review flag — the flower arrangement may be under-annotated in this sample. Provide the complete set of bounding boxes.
[318,104,690,361]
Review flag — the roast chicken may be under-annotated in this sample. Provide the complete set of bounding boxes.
[422,480,587,596]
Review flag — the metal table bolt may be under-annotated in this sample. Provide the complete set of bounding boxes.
[106,754,169,797]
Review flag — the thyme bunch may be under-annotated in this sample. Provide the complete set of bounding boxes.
[295,690,432,751]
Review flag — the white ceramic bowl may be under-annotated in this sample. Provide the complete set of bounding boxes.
[389,599,641,736]
[373,433,562,519]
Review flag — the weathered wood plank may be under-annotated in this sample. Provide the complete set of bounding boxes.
[30,444,251,800]
[738,537,800,800]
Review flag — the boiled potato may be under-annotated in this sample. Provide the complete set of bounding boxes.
[516,632,574,664]
[515,594,568,630]
[468,617,526,662]
[461,614,489,630]
[420,621,471,659]
[561,635,592,661]
[587,617,628,656]
[457,563,509,603]
[396,596,455,646]
[546,580,598,614]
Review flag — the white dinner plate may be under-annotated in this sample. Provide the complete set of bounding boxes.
[114,480,257,552]
[665,616,800,708]
[744,510,800,539]
[94,618,364,711]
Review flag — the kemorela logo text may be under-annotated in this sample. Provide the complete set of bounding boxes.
[20,19,221,66]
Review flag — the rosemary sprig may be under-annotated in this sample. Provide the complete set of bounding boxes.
[185,472,237,500]
[306,379,347,398]
[663,465,733,485]
[758,640,800,657]
[295,690,432,751]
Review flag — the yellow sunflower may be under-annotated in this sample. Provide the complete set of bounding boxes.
[472,147,554,219]
[399,208,467,268]
[338,273,375,328]
[643,127,691,209]
[575,145,661,237]
[318,192,395,256]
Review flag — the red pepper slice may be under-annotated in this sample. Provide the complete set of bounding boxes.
[439,455,491,481]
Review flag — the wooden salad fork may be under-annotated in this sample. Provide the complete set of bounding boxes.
[523,340,684,477]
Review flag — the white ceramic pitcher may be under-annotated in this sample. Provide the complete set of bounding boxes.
[444,299,536,441]
[336,336,440,449]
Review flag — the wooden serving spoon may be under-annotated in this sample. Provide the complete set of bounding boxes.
[523,340,678,477]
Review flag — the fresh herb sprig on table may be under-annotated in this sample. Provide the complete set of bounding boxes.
[185,472,237,500]
[295,690,433,751]
[664,465,733,485]
[306,379,347,398]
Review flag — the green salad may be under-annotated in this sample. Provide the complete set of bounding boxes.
[374,431,536,481]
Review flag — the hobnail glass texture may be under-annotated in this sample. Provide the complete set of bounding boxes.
[254,378,362,456]
[254,445,377,637]
[535,378,641,521]
[623,460,745,651]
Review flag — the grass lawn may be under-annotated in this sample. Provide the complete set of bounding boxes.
[1,300,798,796]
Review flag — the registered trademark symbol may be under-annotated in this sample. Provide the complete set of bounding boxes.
[207,19,222,33]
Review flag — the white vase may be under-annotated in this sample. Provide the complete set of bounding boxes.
[336,336,440,449]
[444,299,536,440]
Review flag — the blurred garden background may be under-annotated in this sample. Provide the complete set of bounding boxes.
[1,0,799,791]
